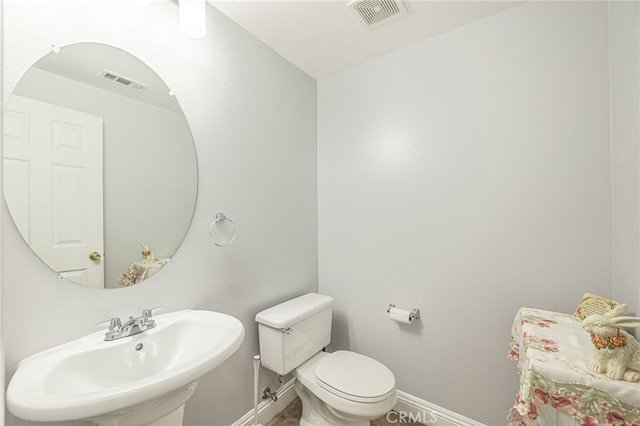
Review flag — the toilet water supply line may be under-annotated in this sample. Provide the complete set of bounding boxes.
[261,374,284,402]
[253,354,287,425]
[252,355,263,426]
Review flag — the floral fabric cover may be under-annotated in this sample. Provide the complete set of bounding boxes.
[508,308,640,426]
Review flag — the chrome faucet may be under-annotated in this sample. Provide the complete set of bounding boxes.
[100,308,160,341]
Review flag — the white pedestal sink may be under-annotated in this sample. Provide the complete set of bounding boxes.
[7,309,245,426]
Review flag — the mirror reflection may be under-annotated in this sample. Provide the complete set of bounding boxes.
[3,43,198,289]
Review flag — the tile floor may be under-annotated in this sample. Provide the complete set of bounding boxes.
[265,397,424,426]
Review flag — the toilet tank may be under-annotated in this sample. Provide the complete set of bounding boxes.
[255,293,333,375]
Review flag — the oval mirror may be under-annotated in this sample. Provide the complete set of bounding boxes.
[3,43,198,289]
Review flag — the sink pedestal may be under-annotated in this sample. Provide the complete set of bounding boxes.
[89,382,198,426]
[141,405,184,426]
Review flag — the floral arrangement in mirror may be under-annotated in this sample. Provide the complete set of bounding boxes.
[118,265,147,287]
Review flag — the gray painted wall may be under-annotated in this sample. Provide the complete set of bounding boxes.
[611,1,640,318]
[318,2,615,424]
[2,1,317,425]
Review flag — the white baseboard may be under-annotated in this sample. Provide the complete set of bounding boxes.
[231,380,484,426]
[394,391,486,426]
[230,378,297,426]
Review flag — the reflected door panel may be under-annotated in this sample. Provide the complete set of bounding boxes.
[4,96,105,288]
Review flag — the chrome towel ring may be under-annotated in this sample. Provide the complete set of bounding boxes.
[209,213,237,247]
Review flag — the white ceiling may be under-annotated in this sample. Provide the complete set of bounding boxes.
[209,0,524,79]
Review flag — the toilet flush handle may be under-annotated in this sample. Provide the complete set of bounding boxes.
[280,327,293,334]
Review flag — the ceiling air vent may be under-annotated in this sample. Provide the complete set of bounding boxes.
[347,0,407,29]
[98,70,147,92]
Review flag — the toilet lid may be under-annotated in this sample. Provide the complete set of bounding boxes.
[314,351,395,402]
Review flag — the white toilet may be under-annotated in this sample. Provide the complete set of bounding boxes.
[255,293,397,426]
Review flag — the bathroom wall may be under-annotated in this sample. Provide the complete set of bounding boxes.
[610,1,640,317]
[2,1,317,426]
[318,2,613,424]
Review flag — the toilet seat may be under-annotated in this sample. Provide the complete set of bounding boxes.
[294,351,397,421]
[314,351,395,403]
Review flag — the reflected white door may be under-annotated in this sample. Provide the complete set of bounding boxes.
[3,95,104,288]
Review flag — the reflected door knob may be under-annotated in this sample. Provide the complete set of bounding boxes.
[89,251,101,261]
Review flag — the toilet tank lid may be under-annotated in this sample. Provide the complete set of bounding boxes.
[255,293,333,329]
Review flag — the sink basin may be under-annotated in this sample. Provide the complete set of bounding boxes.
[7,309,245,426]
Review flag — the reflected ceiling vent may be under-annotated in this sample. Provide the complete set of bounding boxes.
[98,70,148,92]
[347,0,407,29]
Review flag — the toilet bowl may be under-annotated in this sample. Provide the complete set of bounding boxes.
[255,293,397,426]
[294,351,396,426]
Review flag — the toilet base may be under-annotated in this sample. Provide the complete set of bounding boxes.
[295,381,370,426]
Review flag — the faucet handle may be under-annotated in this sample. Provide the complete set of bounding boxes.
[97,317,122,331]
[142,306,162,323]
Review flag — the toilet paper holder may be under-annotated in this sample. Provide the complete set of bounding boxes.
[387,304,420,320]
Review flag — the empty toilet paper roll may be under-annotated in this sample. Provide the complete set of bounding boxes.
[389,307,413,324]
